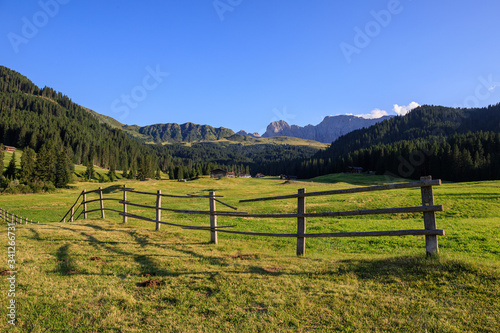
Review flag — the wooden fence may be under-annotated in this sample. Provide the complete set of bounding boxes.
[0,208,39,224]
[59,176,445,257]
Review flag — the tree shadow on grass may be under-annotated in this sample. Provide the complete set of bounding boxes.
[56,244,78,275]
[332,256,499,283]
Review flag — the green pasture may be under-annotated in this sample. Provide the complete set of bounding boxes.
[0,174,499,331]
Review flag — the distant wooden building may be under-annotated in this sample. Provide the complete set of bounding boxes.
[4,146,16,153]
[226,172,235,178]
[255,173,265,178]
[238,173,251,178]
[346,166,364,174]
[210,169,228,179]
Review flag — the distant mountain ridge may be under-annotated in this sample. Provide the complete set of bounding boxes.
[133,122,235,143]
[261,115,393,143]
[237,130,261,138]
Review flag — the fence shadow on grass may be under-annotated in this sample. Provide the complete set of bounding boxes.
[44,223,490,283]
[27,227,42,241]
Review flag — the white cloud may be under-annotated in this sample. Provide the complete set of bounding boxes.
[393,101,420,116]
[488,84,497,91]
[357,108,389,119]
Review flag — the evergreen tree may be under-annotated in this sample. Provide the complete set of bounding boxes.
[20,147,36,183]
[108,165,117,182]
[35,143,56,183]
[85,163,95,181]
[0,143,4,177]
[177,166,184,180]
[5,151,17,179]
[54,148,72,187]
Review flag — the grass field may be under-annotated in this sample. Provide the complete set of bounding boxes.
[0,174,499,331]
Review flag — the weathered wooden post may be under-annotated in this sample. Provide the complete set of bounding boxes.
[297,188,306,256]
[70,206,74,222]
[209,191,218,244]
[156,190,162,231]
[25,217,28,224]
[123,185,127,223]
[83,189,87,219]
[99,187,105,219]
[421,176,438,256]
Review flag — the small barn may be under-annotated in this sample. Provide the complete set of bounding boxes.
[255,173,265,178]
[346,166,364,174]
[226,172,235,178]
[238,173,251,178]
[4,146,16,153]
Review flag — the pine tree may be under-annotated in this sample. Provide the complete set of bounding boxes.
[0,143,4,177]
[54,149,72,187]
[20,147,36,183]
[85,163,94,181]
[5,151,17,179]
[108,165,117,182]
[35,143,56,183]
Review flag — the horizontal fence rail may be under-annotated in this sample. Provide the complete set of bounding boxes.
[239,179,441,202]
[59,176,445,257]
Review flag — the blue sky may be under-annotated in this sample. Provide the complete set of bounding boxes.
[1,1,499,134]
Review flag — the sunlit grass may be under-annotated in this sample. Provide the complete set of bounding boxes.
[0,175,499,331]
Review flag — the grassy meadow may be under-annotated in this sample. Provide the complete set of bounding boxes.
[0,174,499,331]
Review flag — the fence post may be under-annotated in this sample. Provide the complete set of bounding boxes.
[421,176,438,256]
[123,185,127,223]
[83,189,87,219]
[156,190,162,231]
[209,191,218,244]
[297,188,306,256]
[99,187,105,219]
[70,206,74,222]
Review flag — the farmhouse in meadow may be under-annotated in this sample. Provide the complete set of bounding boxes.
[4,145,16,153]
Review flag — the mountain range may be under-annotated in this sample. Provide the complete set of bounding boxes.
[89,107,393,145]
[260,115,393,143]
